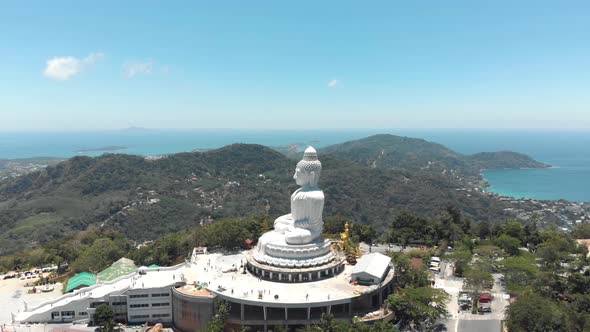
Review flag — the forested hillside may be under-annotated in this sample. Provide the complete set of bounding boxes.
[0,140,523,255]
[321,134,549,176]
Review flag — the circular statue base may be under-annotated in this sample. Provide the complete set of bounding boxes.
[246,251,345,283]
[253,230,334,268]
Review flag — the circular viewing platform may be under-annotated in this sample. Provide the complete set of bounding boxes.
[246,250,346,283]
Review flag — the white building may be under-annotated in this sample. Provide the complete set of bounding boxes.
[15,264,184,325]
[351,253,392,285]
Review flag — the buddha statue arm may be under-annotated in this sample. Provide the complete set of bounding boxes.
[291,189,323,223]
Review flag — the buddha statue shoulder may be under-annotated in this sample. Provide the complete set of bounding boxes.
[273,146,324,245]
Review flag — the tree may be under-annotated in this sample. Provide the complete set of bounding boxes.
[386,287,449,331]
[563,294,590,332]
[354,224,378,244]
[503,221,526,243]
[24,248,51,268]
[71,238,124,273]
[390,252,431,289]
[297,317,399,332]
[473,245,503,268]
[94,304,115,332]
[572,223,590,239]
[323,215,349,235]
[389,211,437,246]
[204,299,230,332]
[270,325,287,332]
[194,218,262,250]
[317,313,351,332]
[537,231,577,268]
[476,221,491,239]
[532,271,568,300]
[445,245,472,277]
[505,293,565,332]
[499,256,539,295]
[523,221,542,250]
[436,207,464,244]
[367,321,400,332]
[494,234,521,256]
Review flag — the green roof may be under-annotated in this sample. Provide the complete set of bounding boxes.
[97,257,137,282]
[148,264,160,268]
[66,272,96,293]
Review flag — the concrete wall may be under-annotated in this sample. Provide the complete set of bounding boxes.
[171,287,215,332]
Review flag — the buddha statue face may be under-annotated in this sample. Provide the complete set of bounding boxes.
[293,166,317,186]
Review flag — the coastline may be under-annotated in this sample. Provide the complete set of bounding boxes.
[75,146,128,153]
[479,166,590,203]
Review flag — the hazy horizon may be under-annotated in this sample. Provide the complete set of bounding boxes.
[3,127,590,133]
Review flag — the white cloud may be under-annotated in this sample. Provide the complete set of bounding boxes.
[43,52,104,81]
[123,61,154,78]
[327,79,339,88]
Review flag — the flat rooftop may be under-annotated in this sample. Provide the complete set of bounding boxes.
[184,251,394,306]
[129,267,183,290]
[15,264,185,322]
[176,284,214,297]
[13,250,394,322]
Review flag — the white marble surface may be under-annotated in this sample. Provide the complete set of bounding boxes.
[257,146,331,259]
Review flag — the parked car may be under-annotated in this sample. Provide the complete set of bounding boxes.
[479,292,492,303]
[458,292,472,310]
[478,292,492,313]
[478,301,492,313]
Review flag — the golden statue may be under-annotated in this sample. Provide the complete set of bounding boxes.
[340,223,350,242]
[337,222,360,258]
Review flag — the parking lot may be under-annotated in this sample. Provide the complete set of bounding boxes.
[434,263,509,332]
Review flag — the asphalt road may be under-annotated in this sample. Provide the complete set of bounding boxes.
[359,242,419,254]
[458,319,501,332]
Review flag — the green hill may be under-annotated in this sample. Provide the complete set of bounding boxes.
[468,151,550,170]
[321,134,549,176]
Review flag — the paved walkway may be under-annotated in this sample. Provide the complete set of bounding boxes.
[0,278,63,324]
[458,319,501,332]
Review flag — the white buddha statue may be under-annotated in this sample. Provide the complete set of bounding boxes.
[274,146,324,244]
[253,147,332,267]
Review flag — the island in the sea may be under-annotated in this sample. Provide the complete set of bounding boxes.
[75,146,128,153]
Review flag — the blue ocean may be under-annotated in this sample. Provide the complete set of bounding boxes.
[1,129,589,202]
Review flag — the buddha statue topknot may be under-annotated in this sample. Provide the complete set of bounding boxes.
[253,146,333,268]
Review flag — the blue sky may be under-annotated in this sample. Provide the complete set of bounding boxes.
[1,1,589,130]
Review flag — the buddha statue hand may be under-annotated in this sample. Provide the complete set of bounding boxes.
[285,221,322,245]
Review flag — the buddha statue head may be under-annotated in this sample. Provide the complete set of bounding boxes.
[294,146,322,187]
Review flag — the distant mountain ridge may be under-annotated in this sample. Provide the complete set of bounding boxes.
[320,134,549,176]
[467,151,550,170]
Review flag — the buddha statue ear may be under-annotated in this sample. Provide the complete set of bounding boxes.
[309,170,317,185]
